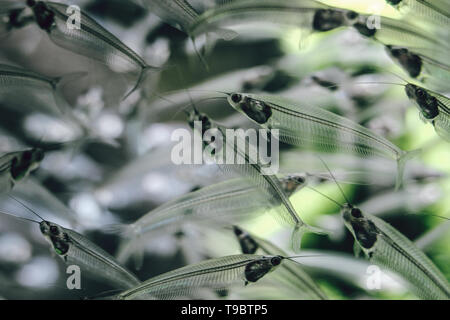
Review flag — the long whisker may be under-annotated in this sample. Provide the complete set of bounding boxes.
[305,186,343,209]
[315,155,350,204]
[0,210,39,224]
[8,195,45,222]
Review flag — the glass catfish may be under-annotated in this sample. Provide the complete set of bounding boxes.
[404,83,450,142]
[186,107,327,251]
[233,226,328,300]
[26,0,159,99]
[114,254,287,300]
[342,205,450,300]
[226,92,420,189]
[188,0,359,43]
[0,148,44,194]
[0,205,141,290]
[114,174,309,268]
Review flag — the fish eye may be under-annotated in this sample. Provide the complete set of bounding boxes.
[231,93,242,104]
[35,149,45,161]
[295,176,305,184]
[351,208,363,218]
[50,226,59,235]
[23,150,33,161]
[346,11,358,20]
[271,256,282,266]
[416,88,425,98]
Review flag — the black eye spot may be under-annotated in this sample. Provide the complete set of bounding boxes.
[346,11,358,20]
[296,176,305,184]
[351,208,363,218]
[27,0,36,7]
[23,151,32,161]
[35,149,44,161]
[231,94,242,103]
[50,226,59,235]
[416,89,425,98]
[271,256,282,266]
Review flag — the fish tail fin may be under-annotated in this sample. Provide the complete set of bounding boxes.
[291,223,329,253]
[190,36,210,72]
[123,65,161,101]
[131,236,144,271]
[396,149,422,190]
[52,72,88,114]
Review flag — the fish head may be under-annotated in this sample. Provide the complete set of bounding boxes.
[313,9,347,32]
[343,10,359,26]
[280,174,307,196]
[29,1,55,32]
[10,149,44,180]
[187,107,212,135]
[341,204,378,249]
[233,226,259,254]
[228,93,272,124]
[386,46,422,78]
[39,221,70,255]
[386,0,402,5]
[405,84,439,120]
[244,256,282,283]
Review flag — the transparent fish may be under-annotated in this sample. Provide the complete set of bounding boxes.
[385,0,450,27]
[188,0,358,43]
[385,45,450,91]
[0,207,141,290]
[404,83,450,142]
[139,0,200,32]
[26,0,159,98]
[0,63,82,116]
[115,254,284,299]
[226,92,420,189]
[342,205,450,300]
[352,13,449,54]
[233,226,328,300]
[115,174,308,267]
[0,148,44,194]
[187,108,326,251]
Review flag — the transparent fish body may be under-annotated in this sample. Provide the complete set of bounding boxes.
[227,93,418,189]
[28,1,156,97]
[116,254,281,300]
[353,14,449,53]
[40,221,141,290]
[188,109,325,250]
[116,175,307,265]
[404,84,450,142]
[0,149,44,194]
[0,63,66,115]
[342,206,450,300]
[386,0,450,28]
[189,0,356,39]
[233,226,328,300]
[140,0,199,32]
